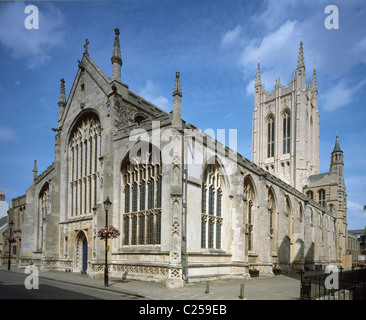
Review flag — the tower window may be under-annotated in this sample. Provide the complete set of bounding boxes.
[318,189,326,207]
[283,112,290,154]
[267,117,275,158]
[306,190,313,200]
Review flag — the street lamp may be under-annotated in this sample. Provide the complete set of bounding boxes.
[103,197,112,287]
[7,220,14,271]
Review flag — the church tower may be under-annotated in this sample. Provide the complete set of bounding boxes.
[252,40,320,191]
[330,134,348,255]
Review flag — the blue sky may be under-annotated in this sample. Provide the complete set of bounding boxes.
[0,0,365,229]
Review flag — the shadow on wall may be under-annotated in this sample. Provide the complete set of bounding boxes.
[278,236,314,272]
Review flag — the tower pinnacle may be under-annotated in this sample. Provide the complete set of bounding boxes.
[33,160,38,182]
[58,78,66,120]
[111,28,122,81]
[172,72,182,128]
[312,63,317,92]
[297,39,305,70]
[255,57,261,87]
[173,71,182,97]
[296,38,306,89]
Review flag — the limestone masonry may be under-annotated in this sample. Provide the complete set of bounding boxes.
[5,29,347,288]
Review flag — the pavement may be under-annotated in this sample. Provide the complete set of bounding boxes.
[0,265,309,300]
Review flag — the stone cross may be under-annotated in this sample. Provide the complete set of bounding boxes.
[84,39,89,54]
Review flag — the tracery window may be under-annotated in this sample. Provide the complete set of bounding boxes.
[122,143,162,246]
[267,116,275,158]
[244,176,255,252]
[201,161,224,249]
[283,112,291,154]
[268,188,277,253]
[38,183,49,249]
[68,113,101,217]
[306,190,313,200]
[318,189,326,207]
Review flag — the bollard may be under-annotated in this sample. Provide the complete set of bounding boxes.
[205,281,210,294]
[239,283,245,299]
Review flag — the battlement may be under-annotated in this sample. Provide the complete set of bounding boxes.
[0,190,5,201]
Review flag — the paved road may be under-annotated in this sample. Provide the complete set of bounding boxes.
[0,270,140,300]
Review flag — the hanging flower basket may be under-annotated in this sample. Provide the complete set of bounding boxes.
[4,236,16,244]
[248,266,259,277]
[97,226,120,240]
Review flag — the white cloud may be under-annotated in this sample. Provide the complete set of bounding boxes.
[348,200,366,218]
[221,25,242,47]
[240,20,298,95]
[139,80,169,112]
[0,2,65,68]
[222,0,366,99]
[321,79,366,112]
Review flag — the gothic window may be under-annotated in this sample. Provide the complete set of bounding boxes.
[244,176,255,252]
[68,113,101,217]
[299,204,303,223]
[140,183,146,211]
[318,189,326,207]
[286,196,292,236]
[268,190,275,234]
[306,190,313,200]
[122,143,162,246]
[267,116,275,158]
[283,112,290,154]
[134,114,146,124]
[201,161,224,250]
[268,188,277,253]
[38,183,49,249]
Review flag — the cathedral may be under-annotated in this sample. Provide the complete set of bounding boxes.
[6,28,347,288]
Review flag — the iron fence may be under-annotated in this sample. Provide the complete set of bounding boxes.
[300,266,366,300]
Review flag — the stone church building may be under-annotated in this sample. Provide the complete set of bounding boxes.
[7,29,347,288]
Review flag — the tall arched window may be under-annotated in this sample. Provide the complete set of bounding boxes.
[306,190,314,200]
[267,115,275,158]
[38,183,49,249]
[68,113,101,217]
[285,196,292,236]
[283,112,290,154]
[318,189,326,207]
[201,161,224,249]
[122,143,162,246]
[244,176,255,252]
[268,188,277,253]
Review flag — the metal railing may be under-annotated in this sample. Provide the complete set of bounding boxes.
[300,266,366,300]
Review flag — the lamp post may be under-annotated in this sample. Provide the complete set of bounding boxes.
[103,197,112,287]
[7,220,14,271]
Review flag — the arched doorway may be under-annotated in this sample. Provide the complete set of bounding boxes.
[82,237,88,273]
[75,231,88,273]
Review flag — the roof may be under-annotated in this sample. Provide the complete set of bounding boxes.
[307,173,328,181]
[332,134,342,153]
[0,216,7,229]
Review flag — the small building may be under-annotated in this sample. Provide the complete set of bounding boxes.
[347,231,360,264]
